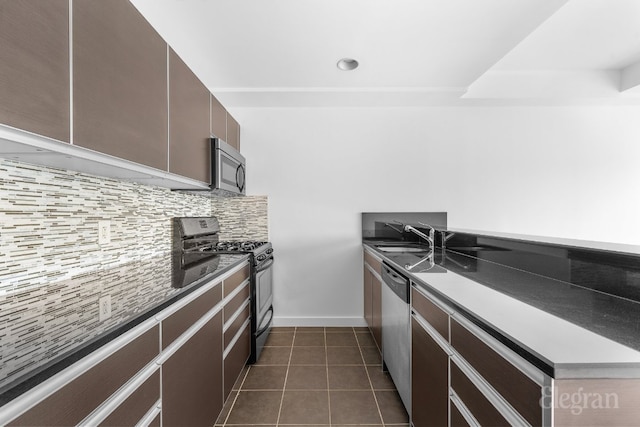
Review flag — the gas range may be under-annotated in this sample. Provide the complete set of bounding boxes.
[172,217,273,287]
[172,217,275,364]
[199,240,273,265]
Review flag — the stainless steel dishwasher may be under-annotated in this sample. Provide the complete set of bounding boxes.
[381,262,411,416]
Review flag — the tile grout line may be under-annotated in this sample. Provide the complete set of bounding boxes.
[274,328,295,426]
[358,329,386,426]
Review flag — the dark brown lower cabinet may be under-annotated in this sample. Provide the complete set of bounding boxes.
[450,362,509,426]
[163,311,223,427]
[99,371,160,427]
[363,250,382,351]
[364,265,373,328]
[224,324,251,400]
[450,319,541,426]
[148,413,161,427]
[8,326,159,426]
[411,317,448,427]
[371,273,382,349]
[450,400,471,427]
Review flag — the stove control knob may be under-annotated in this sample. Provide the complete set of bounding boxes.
[266,248,273,254]
[257,254,267,261]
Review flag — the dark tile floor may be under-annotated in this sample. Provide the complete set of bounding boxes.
[216,327,409,426]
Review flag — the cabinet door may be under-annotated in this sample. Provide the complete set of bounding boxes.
[363,265,373,328]
[371,273,382,350]
[411,318,448,427]
[73,0,167,170]
[169,48,211,183]
[211,94,227,140]
[163,311,223,427]
[0,0,70,142]
[226,113,240,151]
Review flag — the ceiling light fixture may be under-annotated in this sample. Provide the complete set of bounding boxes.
[337,58,359,71]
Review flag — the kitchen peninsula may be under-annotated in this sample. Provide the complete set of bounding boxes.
[362,213,640,426]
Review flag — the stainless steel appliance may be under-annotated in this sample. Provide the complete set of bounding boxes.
[381,262,411,416]
[205,239,274,364]
[211,138,245,196]
[172,217,273,363]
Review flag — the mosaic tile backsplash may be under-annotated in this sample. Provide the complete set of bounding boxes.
[0,158,268,390]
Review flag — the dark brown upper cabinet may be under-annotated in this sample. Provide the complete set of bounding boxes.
[168,48,211,183]
[211,94,241,152]
[0,0,70,142]
[211,94,227,140]
[226,113,240,151]
[72,0,168,170]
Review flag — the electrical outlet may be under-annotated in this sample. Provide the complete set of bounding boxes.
[99,295,112,322]
[98,220,111,245]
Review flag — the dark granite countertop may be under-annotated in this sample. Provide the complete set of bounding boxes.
[364,232,640,379]
[0,252,249,406]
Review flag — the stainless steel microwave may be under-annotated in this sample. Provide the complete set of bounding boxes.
[211,138,246,196]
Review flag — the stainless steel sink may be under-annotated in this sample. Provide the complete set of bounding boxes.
[375,246,430,253]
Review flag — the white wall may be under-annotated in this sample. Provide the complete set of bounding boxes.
[234,106,640,326]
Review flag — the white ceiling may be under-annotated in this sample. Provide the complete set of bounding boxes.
[130,0,640,107]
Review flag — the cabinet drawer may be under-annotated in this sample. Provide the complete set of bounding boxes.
[223,264,250,297]
[224,304,251,349]
[224,324,251,400]
[8,326,159,426]
[99,370,160,427]
[148,413,161,427]
[364,250,382,275]
[411,287,449,341]
[162,284,222,349]
[450,319,542,426]
[450,362,509,426]
[450,399,472,427]
[224,283,250,323]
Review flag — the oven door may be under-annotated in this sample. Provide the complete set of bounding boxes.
[255,257,274,322]
[250,256,274,363]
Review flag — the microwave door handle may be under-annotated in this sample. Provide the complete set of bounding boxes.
[236,164,245,192]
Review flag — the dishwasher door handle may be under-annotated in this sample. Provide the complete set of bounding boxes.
[383,266,408,285]
[382,264,410,303]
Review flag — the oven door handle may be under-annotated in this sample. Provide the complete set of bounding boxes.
[256,305,274,336]
[256,257,274,273]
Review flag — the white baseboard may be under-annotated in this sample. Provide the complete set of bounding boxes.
[273,316,367,327]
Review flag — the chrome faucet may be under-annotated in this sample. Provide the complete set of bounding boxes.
[405,249,435,271]
[404,222,435,247]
